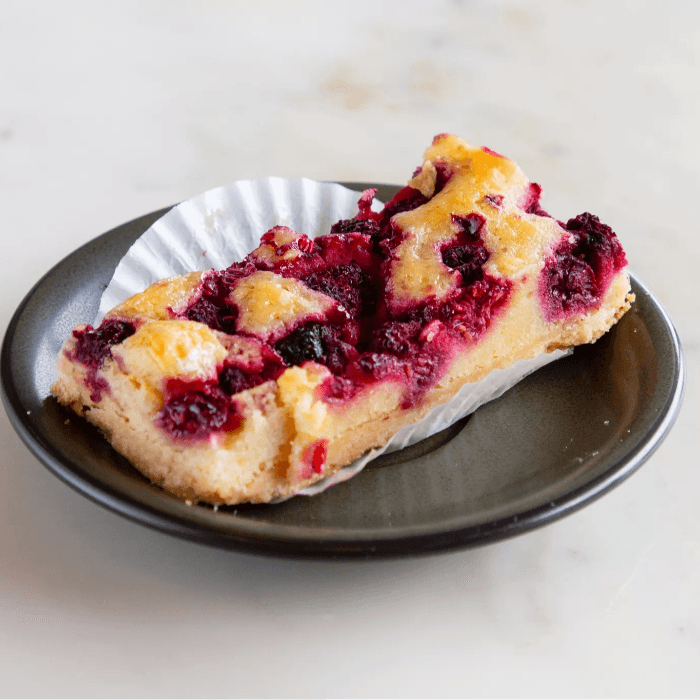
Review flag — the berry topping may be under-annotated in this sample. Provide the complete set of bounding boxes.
[303,262,373,316]
[69,318,137,402]
[156,381,241,440]
[539,213,627,321]
[370,321,421,356]
[181,271,238,334]
[274,322,358,373]
[153,153,623,416]
[442,245,490,286]
[218,355,284,395]
[248,182,515,405]
[71,318,136,369]
[329,217,382,237]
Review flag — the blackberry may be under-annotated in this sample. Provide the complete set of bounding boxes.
[275,323,325,366]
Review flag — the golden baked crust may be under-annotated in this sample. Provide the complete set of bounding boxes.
[52,135,633,504]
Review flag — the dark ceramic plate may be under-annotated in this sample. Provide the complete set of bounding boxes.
[1,184,685,558]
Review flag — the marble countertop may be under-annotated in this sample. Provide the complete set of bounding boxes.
[1,1,697,696]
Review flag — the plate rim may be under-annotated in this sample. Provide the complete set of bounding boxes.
[0,187,686,558]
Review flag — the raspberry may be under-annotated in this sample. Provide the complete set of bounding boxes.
[329,218,381,236]
[378,188,430,223]
[156,384,241,439]
[303,440,328,475]
[441,244,489,285]
[69,319,137,402]
[564,213,627,273]
[370,321,420,356]
[71,318,136,369]
[347,352,405,382]
[322,334,358,375]
[181,272,238,334]
[303,262,374,316]
[542,256,597,314]
[319,375,361,402]
[539,213,627,321]
[401,352,438,408]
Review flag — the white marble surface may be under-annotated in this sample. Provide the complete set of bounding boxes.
[0,0,697,697]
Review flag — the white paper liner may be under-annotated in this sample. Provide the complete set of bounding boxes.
[97,177,567,499]
[97,178,381,322]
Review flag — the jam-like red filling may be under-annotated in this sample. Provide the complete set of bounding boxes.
[218,346,285,395]
[183,271,237,333]
[159,165,514,428]
[303,261,374,316]
[156,353,283,441]
[68,318,136,401]
[70,318,136,367]
[441,214,489,286]
[539,212,627,322]
[301,439,328,478]
[147,148,625,440]
[156,378,242,440]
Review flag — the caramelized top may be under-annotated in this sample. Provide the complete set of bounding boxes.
[115,320,227,386]
[108,272,204,321]
[230,271,337,341]
[388,134,561,313]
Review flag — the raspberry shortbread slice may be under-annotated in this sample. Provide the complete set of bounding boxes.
[52,135,633,504]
